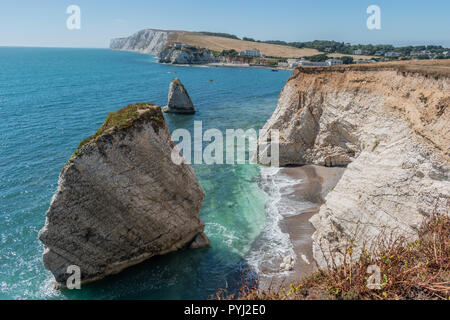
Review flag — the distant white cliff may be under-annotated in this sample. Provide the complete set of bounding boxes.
[110,29,222,65]
[110,29,171,54]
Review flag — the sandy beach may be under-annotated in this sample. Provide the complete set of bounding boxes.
[260,165,345,289]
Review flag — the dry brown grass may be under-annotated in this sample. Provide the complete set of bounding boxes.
[217,209,450,300]
[328,52,375,60]
[165,31,376,59]
[168,32,332,59]
[292,59,450,79]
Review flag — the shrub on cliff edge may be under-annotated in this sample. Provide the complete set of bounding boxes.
[218,208,449,300]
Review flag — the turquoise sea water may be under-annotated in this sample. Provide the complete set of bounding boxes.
[0,47,291,299]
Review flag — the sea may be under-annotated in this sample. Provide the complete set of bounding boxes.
[0,47,295,299]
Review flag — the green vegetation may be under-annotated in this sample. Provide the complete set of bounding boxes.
[302,54,329,62]
[220,49,239,57]
[265,56,288,62]
[339,56,354,64]
[239,37,449,59]
[70,103,162,159]
[243,37,256,42]
[263,40,288,46]
[217,212,450,300]
[211,50,222,57]
[287,41,449,57]
[197,31,240,40]
[372,140,380,151]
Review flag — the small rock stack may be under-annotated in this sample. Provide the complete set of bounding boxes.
[163,78,196,114]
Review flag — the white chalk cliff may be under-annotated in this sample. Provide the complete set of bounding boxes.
[110,29,222,65]
[110,29,171,54]
[158,47,219,64]
[256,61,450,268]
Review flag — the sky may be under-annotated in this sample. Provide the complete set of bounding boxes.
[0,0,449,48]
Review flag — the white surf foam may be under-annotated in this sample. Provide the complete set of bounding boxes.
[245,166,306,276]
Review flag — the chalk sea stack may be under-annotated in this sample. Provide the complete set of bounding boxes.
[38,103,209,288]
[163,78,196,114]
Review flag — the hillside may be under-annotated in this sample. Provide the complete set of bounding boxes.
[111,29,374,60]
[170,32,321,58]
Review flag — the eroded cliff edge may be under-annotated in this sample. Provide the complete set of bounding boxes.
[39,103,209,287]
[256,61,450,269]
[110,29,171,54]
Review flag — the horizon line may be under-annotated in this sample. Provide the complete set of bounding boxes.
[1,39,449,50]
[0,45,109,49]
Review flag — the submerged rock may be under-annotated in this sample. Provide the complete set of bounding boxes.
[39,103,209,288]
[280,255,294,272]
[163,78,196,114]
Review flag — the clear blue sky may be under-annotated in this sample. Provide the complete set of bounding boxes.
[0,0,449,48]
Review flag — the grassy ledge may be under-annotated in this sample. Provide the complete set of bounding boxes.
[68,103,164,161]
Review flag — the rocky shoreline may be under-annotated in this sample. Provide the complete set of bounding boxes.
[258,165,345,290]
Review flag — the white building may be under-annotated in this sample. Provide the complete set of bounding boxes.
[173,43,195,50]
[353,49,363,55]
[325,59,343,66]
[385,51,401,57]
[297,61,328,66]
[287,58,305,68]
[284,58,343,68]
[239,49,261,57]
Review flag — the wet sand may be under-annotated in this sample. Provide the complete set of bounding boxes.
[260,165,345,289]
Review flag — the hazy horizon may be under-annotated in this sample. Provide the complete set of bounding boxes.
[0,0,449,48]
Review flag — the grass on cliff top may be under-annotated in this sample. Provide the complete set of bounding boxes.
[70,103,163,160]
[293,59,450,79]
[217,210,450,300]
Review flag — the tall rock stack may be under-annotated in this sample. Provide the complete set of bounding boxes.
[39,103,209,288]
[163,78,196,114]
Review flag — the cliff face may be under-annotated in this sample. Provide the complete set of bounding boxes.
[110,29,220,64]
[158,47,220,64]
[110,29,171,54]
[39,104,208,287]
[257,61,450,268]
